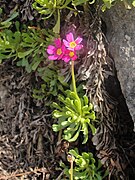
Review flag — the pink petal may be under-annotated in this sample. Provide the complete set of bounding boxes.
[48,55,58,60]
[63,39,70,47]
[64,58,70,63]
[47,45,55,54]
[62,55,70,62]
[54,38,61,47]
[61,44,66,52]
[75,37,82,44]
[66,33,74,42]
[58,54,64,60]
[67,47,74,51]
[75,44,83,51]
[71,54,78,61]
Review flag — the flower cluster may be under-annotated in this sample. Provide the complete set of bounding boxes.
[47,33,83,63]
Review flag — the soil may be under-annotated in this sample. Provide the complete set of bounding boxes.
[0,61,59,179]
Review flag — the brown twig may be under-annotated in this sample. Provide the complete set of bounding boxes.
[0,168,49,180]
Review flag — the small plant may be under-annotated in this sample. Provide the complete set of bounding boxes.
[33,0,72,19]
[46,32,96,143]
[33,0,73,33]
[52,90,96,143]
[61,148,108,180]
[32,0,95,33]
[46,32,106,180]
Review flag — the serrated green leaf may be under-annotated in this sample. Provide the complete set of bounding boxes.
[14,31,21,44]
[69,149,79,158]
[85,111,95,120]
[82,123,88,144]
[83,95,88,105]
[52,102,62,110]
[21,58,29,67]
[52,124,60,132]
[82,105,89,112]
[76,158,86,167]
[1,11,19,23]
[0,53,8,60]
[132,0,135,6]
[72,0,88,6]
[58,94,65,102]
[25,64,32,73]
[61,121,70,127]
[53,110,63,118]
[64,132,72,140]
[67,126,81,142]
[18,49,34,58]
[89,123,96,135]
[0,21,12,29]
[32,60,41,71]
[74,99,82,114]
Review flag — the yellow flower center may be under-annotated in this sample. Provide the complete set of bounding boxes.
[69,51,74,57]
[56,48,62,55]
[69,41,76,48]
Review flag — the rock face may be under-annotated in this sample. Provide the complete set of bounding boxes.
[102,3,135,131]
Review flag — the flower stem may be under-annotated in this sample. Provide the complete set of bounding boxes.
[71,60,77,95]
[71,60,82,115]
[70,159,74,180]
[67,155,74,180]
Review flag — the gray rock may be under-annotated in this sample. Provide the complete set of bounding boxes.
[102,3,135,131]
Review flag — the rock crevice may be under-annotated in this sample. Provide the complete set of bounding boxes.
[102,3,135,131]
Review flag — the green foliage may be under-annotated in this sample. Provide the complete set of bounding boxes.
[33,0,72,33]
[33,84,47,100]
[61,149,108,180]
[33,0,96,14]
[32,0,135,35]
[0,22,54,72]
[32,0,95,33]
[0,29,20,63]
[33,0,72,19]
[52,90,96,144]
[0,10,19,29]
[33,0,135,16]
[16,27,53,72]
[33,64,68,101]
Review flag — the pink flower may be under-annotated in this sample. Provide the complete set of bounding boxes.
[47,38,66,60]
[62,50,77,62]
[63,32,83,51]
